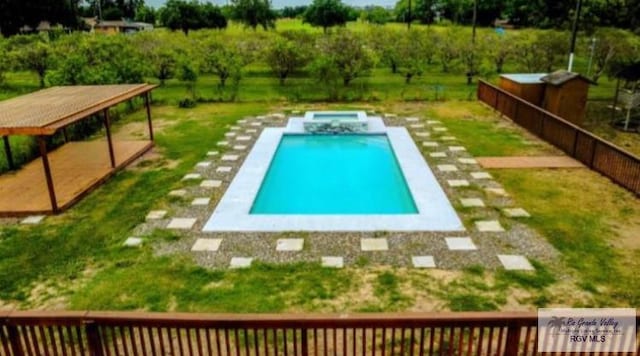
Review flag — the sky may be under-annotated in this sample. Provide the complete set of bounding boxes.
[145,0,397,9]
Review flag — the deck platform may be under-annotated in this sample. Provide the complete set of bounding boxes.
[0,140,152,216]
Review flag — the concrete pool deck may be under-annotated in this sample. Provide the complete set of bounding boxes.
[202,119,464,232]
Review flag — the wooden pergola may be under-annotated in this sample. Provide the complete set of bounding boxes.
[0,84,157,217]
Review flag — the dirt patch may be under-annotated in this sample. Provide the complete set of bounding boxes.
[126,147,180,171]
[112,119,173,141]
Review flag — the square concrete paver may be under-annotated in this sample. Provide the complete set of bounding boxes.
[191,238,222,252]
[445,237,477,250]
[207,151,219,156]
[423,141,439,147]
[498,255,534,270]
[410,124,425,129]
[441,136,457,141]
[168,189,187,197]
[236,136,252,141]
[415,132,430,137]
[471,172,493,180]
[216,166,232,173]
[146,210,167,220]
[276,238,304,251]
[412,256,436,268]
[182,173,201,180]
[224,132,237,137]
[503,208,531,218]
[196,161,211,168]
[167,218,197,230]
[238,119,248,124]
[123,237,143,247]
[230,257,253,269]
[250,122,262,127]
[485,188,509,196]
[246,129,258,133]
[216,141,229,146]
[229,126,241,131]
[475,220,505,232]
[21,215,46,224]
[322,257,344,268]
[460,198,485,208]
[433,127,448,132]
[430,152,447,158]
[458,158,477,164]
[222,155,239,161]
[447,179,470,187]
[201,180,222,188]
[361,238,389,251]
[191,198,211,206]
[233,145,247,151]
[406,117,419,122]
[438,164,458,172]
[449,146,466,152]
[384,113,397,118]
[426,120,441,125]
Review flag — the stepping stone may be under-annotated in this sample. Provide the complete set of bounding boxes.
[270,113,286,119]
[321,256,344,268]
[246,129,258,133]
[498,255,534,271]
[167,218,197,230]
[290,111,301,115]
[146,210,167,220]
[437,164,458,172]
[475,220,505,232]
[433,127,448,132]
[276,238,304,251]
[441,136,457,141]
[415,132,430,137]
[238,120,247,124]
[449,146,466,152]
[485,187,509,196]
[410,124,425,129]
[471,172,493,180]
[182,173,202,180]
[123,237,143,247]
[503,208,531,218]
[168,189,187,197]
[406,117,419,122]
[445,237,477,251]
[196,161,211,168]
[191,198,211,206]
[224,132,237,137]
[216,166,232,173]
[384,113,397,118]
[222,155,239,161]
[229,126,241,131]
[191,238,222,252]
[233,145,247,151]
[216,141,229,146]
[207,151,219,156]
[430,152,447,158]
[412,256,436,268]
[256,115,268,119]
[20,215,45,224]
[250,122,262,127]
[229,257,253,269]
[236,136,251,141]
[423,141,439,147]
[426,120,441,125]
[458,158,477,165]
[201,180,222,188]
[447,179,470,187]
[361,238,388,251]
[460,198,485,208]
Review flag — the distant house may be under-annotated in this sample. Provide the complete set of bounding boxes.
[19,21,63,33]
[84,18,153,34]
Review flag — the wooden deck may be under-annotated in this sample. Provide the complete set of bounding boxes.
[0,140,152,216]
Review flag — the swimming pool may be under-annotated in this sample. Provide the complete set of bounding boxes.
[250,134,417,214]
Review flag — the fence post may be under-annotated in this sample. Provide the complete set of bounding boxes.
[590,140,598,169]
[301,328,309,356]
[6,325,25,356]
[572,130,580,157]
[504,322,521,356]
[85,321,104,356]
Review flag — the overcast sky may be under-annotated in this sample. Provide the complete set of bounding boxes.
[145,0,396,9]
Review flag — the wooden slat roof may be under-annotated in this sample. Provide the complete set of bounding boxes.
[0,84,157,136]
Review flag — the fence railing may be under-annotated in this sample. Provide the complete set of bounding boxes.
[1,311,639,356]
[477,80,640,196]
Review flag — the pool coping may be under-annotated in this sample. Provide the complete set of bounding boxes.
[202,127,464,232]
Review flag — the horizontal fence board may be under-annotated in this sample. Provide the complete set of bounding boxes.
[477,80,640,196]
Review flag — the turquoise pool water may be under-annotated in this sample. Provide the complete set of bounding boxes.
[312,113,359,120]
[250,134,418,214]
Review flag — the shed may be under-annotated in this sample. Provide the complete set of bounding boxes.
[541,70,595,126]
[0,84,157,216]
[498,73,547,106]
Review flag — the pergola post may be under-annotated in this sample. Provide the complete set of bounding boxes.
[144,92,154,141]
[38,136,58,213]
[103,109,116,168]
[3,136,15,170]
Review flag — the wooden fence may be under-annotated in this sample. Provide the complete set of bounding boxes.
[1,311,639,356]
[477,80,640,196]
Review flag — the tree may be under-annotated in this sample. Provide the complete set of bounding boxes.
[367,26,401,73]
[159,0,227,35]
[200,37,252,88]
[10,37,52,88]
[265,35,311,85]
[396,29,431,84]
[178,61,198,100]
[314,29,375,86]
[361,6,391,25]
[135,5,157,24]
[303,0,349,34]
[231,0,276,30]
[0,0,81,37]
[132,32,181,85]
[487,31,515,73]
[280,6,307,18]
[436,28,460,73]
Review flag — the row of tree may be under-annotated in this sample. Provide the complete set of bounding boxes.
[1,26,637,93]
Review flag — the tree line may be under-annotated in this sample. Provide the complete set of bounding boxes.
[3,0,640,37]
